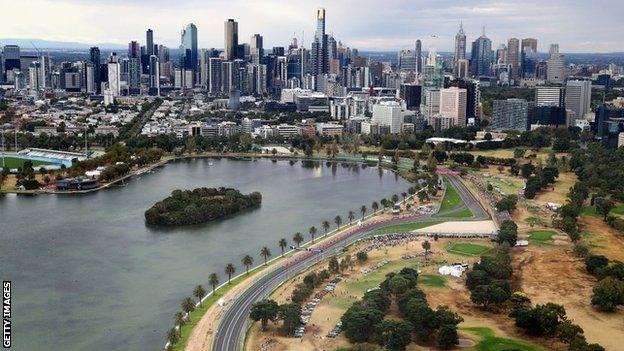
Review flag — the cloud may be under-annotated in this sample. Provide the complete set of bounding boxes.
[2,0,623,53]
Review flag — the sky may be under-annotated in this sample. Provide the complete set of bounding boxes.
[2,0,624,53]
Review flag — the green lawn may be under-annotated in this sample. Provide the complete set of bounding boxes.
[581,205,624,218]
[446,242,490,256]
[345,259,420,294]
[443,207,473,218]
[463,327,545,351]
[1,156,53,169]
[420,274,446,288]
[528,230,556,243]
[371,221,441,235]
[440,178,464,212]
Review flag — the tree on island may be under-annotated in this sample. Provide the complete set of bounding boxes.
[348,211,355,225]
[278,238,288,256]
[193,285,206,307]
[360,205,367,218]
[309,226,317,243]
[372,201,379,212]
[209,273,219,294]
[260,246,271,265]
[293,232,304,248]
[242,255,253,274]
[335,215,343,228]
[322,220,330,236]
[225,264,236,284]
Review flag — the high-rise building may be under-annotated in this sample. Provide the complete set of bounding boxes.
[181,23,198,71]
[81,62,95,94]
[372,101,402,133]
[535,86,565,107]
[208,57,222,94]
[250,34,263,64]
[415,39,422,74]
[28,61,43,90]
[3,45,20,73]
[89,47,101,94]
[398,50,417,71]
[149,55,160,96]
[224,19,239,61]
[521,38,538,78]
[311,8,328,78]
[146,29,154,56]
[448,78,480,124]
[549,44,559,56]
[440,87,468,127]
[107,53,121,97]
[492,98,529,131]
[565,80,592,120]
[470,28,492,77]
[547,51,566,84]
[507,38,520,81]
[522,38,538,53]
[128,41,140,59]
[454,22,466,75]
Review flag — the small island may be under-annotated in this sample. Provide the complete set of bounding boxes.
[145,187,262,226]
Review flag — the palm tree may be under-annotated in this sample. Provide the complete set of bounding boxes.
[422,240,431,261]
[401,192,407,202]
[278,238,288,256]
[260,246,271,264]
[193,285,206,306]
[309,226,317,243]
[167,327,180,344]
[225,263,236,284]
[174,311,186,328]
[293,232,304,248]
[209,273,219,294]
[242,255,253,274]
[334,215,343,228]
[360,205,367,218]
[391,194,399,203]
[322,220,330,236]
[348,211,355,225]
[372,201,379,212]
[181,297,195,319]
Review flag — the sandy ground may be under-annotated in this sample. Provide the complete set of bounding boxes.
[579,216,624,261]
[414,220,497,235]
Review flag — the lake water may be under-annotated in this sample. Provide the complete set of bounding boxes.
[0,158,409,351]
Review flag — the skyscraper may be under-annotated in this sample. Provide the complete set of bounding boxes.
[565,80,592,120]
[181,23,198,71]
[507,38,520,81]
[149,55,160,96]
[250,34,263,64]
[415,40,422,74]
[128,41,140,59]
[311,8,328,78]
[454,22,466,75]
[89,47,101,94]
[470,28,492,77]
[107,53,121,97]
[521,38,538,53]
[547,48,566,84]
[224,19,239,61]
[146,29,154,56]
[398,50,417,71]
[208,57,222,93]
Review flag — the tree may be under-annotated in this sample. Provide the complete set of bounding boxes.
[242,255,254,274]
[388,275,411,296]
[322,220,331,235]
[335,215,343,228]
[278,303,302,336]
[591,276,624,312]
[422,240,431,260]
[401,192,407,202]
[497,219,518,247]
[512,303,567,337]
[595,197,615,221]
[417,190,428,203]
[174,311,186,328]
[193,285,206,306]
[558,321,585,344]
[521,163,536,178]
[341,302,384,343]
[329,256,340,273]
[374,319,413,351]
[372,201,379,212]
[260,246,271,265]
[496,195,518,212]
[348,210,355,224]
[437,324,460,349]
[225,263,236,284]
[356,251,368,263]
[249,299,279,331]
[585,255,610,275]
[279,238,288,256]
[360,205,367,218]
[167,327,180,344]
[305,226,317,244]
[293,232,304,248]
[209,273,219,294]
[181,297,196,317]
[391,194,399,203]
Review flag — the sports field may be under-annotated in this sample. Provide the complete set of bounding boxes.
[446,242,490,256]
[1,156,53,169]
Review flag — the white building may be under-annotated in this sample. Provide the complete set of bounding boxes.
[439,87,467,127]
[565,80,592,120]
[107,56,121,97]
[547,53,567,84]
[372,101,402,134]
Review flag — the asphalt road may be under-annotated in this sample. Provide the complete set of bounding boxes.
[212,175,487,351]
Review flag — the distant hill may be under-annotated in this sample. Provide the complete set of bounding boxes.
[0,38,125,50]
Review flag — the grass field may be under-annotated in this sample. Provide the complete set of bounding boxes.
[463,327,545,351]
[582,205,624,218]
[440,178,463,212]
[371,221,441,235]
[1,156,53,169]
[444,207,474,218]
[344,259,420,294]
[420,274,446,288]
[528,230,556,243]
[446,242,490,256]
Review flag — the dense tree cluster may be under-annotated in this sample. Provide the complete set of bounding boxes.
[466,248,513,310]
[523,164,560,199]
[496,195,518,213]
[144,187,262,226]
[584,254,624,312]
[496,220,518,247]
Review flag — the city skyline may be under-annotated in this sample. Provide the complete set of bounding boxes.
[3,0,624,53]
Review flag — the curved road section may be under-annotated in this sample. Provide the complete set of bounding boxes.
[212,175,486,351]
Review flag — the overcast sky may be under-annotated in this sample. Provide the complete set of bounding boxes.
[3,0,623,53]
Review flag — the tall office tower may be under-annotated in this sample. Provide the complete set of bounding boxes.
[492,98,529,131]
[457,59,470,78]
[221,61,235,93]
[549,44,559,56]
[127,41,141,93]
[448,78,480,124]
[146,29,154,56]
[28,61,43,90]
[372,101,402,133]
[81,62,95,94]
[149,55,160,96]
[398,50,417,71]
[180,23,198,71]
[128,41,140,59]
[2,45,20,72]
[199,49,209,88]
[224,19,239,61]
[440,87,468,127]
[89,47,101,94]
[107,53,121,97]
[415,40,422,74]
[250,34,263,64]
[547,51,566,84]
[522,38,538,53]
[507,38,520,82]
[535,86,565,107]
[521,38,538,78]
[454,22,466,75]
[208,57,222,93]
[470,28,492,77]
[565,80,592,120]
[311,8,328,78]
